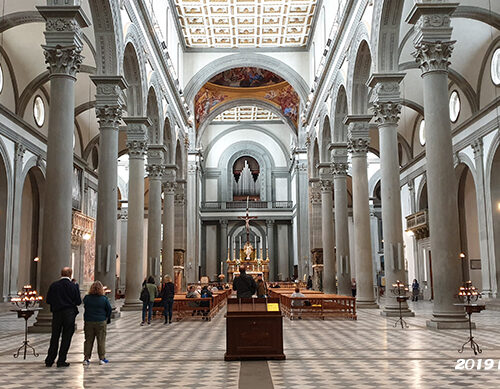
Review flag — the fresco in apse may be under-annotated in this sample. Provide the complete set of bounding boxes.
[208,67,285,87]
[195,70,299,129]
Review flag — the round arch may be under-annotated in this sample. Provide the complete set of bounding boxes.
[196,99,296,147]
[122,37,146,116]
[184,53,309,105]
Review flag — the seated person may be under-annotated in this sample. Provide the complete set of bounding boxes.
[186,285,201,315]
[199,286,213,319]
[232,265,256,298]
[211,285,219,294]
[291,287,306,308]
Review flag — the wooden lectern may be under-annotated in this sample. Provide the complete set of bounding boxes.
[225,298,285,361]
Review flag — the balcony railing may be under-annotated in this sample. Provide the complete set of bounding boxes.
[405,209,429,240]
[201,201,293,210]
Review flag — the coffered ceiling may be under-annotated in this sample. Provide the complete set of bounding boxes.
[172,0,319,49]
[213,106,281,122]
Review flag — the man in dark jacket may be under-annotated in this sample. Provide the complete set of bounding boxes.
[45,267,81,367]
[233,265,257,298]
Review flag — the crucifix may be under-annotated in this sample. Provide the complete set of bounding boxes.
[238,196,258,245]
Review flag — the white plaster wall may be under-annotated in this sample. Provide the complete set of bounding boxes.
[205,178,218,201]
[275,177,288,201]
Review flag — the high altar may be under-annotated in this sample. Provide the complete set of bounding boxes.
[226,244,270,282]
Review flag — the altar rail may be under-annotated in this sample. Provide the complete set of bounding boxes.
[153,289,231,321]
[201,201,293,210]
[268,289,356,320]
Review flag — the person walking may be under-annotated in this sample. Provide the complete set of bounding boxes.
[256,274,267,298]
[45,267,81,368]
[306,276,313,290]
[82,281,112,366]
[141,276,157,325]
[160,275,175,325]
[232,265,256,298]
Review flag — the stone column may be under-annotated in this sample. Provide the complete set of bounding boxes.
[91,76,126,311]
[309,180,323,290]
[33,2,89,332]
[219,219,228,276]
[471,139,493,296]
[186,158,199,283]
[146,145,165,282]
[266,219,275,281]
[408,3,468,328]
[331,143,352,296]
[121,117,150,311]
[162,166,176,279]
[368,73,413,317]
[346,115,378,308]
[319,167,336,294]
[118,210,128,293]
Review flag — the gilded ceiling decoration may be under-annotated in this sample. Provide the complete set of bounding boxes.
[213,106,280,121]
[173,0,318,48]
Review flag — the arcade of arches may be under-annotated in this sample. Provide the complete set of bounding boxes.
[1,1,500,387]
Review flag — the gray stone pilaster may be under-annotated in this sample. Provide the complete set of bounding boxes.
[162,166,176,279]
[346,115,378,308]
[33,1,90,332]
[92,75,127,311]
[121,117,150,311]
[219,219,228,276]
[295,155,310,279]
[186,157,199,283]
[146,145,165,282]
[368,73,413,317]
[471,139,493,296]
[407,2,468,328]
[266,219,275,281]
[9,143,26,295]
[331,143,352,296]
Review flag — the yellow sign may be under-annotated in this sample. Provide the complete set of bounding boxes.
[267,303,279,312]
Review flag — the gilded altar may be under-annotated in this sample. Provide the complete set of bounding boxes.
[226,245,270,282]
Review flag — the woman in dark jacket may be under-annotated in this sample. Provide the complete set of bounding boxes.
[83,281,112,366]
[161,275,175,324]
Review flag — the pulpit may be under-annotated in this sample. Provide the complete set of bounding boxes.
[225,298,285,361]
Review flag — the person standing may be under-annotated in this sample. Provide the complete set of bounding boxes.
[306,276,313,290]
[351,278,357,297]
[256,274,267,298]
[45,267,81,367]
[160,275,175,325]
[232,265,256,298]
[82,281,112,366]
[411,279,420,302]
[141,276,157,326]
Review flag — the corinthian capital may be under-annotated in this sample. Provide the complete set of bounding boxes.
[147,164,164,180]
[406,2,458,75]
[412,40,455,74]
[43,45,83,78]
[96,106,123,129]
[371,102,401,125]
[320,179,333,193]
[126,140,148,158]
[348,137,370,155]
[331,162,349,177]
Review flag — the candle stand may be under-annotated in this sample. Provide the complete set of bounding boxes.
[455,281,485,355]
[391,280,410,329]
[11,285,43,360]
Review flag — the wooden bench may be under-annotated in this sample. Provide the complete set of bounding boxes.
[152,289,232,322]
[268,290,356,320]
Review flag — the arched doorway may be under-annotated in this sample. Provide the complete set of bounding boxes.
[457,164,481,288]
[18,167,44,290]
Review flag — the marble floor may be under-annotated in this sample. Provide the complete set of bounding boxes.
[0,301,499,388]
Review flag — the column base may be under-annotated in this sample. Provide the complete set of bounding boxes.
[121,300,143,311]
[381,307,414,317]
[426,311,471,330]
[356,299,379,309]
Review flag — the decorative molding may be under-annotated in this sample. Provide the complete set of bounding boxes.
[348,137,370,155]
[471,138,483,158]
[331,162,349,177]
[163,180,177,194]
[320,178,333,193]
[14,143,26,163]
[126,140,148,158]
[147,164,164,180]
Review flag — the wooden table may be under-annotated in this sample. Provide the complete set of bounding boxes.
[225,298,285,361]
